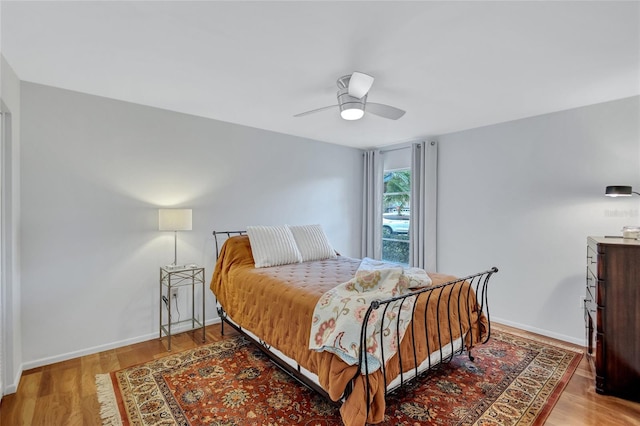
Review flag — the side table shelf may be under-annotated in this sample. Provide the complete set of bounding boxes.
[159,265,206,350]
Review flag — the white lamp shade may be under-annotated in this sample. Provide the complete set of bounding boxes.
[158,209,192,231]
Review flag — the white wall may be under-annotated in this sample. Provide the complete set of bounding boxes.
[16,81,639,371]
[20,82,363,367]
[1,55,22,394]
[437,96,640,344]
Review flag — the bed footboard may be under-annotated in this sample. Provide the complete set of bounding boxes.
[355,266,498,419]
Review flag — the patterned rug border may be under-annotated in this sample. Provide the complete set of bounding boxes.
[513,335,583,425]
[97,329,583,426]
[464,329,582,425]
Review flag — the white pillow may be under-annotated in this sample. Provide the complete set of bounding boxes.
[288,224,337,262]
[246,225,303,268]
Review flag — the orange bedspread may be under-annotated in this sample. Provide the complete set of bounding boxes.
[211,235,488,426]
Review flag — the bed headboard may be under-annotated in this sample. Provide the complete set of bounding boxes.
[212,230,246,259]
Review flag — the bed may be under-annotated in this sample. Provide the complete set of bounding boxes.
[210,230,497,426]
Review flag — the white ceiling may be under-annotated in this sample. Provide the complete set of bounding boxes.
[2,1,639,149]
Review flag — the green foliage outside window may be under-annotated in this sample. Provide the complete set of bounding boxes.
[383,170,411,264]
[382,234,410,264]
[383,170,411,215]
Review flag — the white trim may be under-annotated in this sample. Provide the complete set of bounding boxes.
[3,364,22,394]
[492,316,584,347]
[20,318,221,371]
[9,314,585,393]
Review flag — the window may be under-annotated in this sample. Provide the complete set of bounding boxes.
[382,169,410,264]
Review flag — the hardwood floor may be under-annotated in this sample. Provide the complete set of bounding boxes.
[1,323,639,425]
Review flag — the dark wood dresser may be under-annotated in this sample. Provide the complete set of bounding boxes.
[585,236,640,402]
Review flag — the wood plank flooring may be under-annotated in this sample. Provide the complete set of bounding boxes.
[1,323,639,425]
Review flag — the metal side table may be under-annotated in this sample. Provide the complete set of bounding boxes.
[159,265,206,350]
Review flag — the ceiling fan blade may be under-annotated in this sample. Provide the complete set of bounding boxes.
[366,103,406,120]
[293,105,338,117]
[348,72,375,99]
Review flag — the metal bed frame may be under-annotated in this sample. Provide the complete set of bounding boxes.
[212,230,498,419]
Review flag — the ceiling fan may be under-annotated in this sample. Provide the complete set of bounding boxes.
[294,72,406,121]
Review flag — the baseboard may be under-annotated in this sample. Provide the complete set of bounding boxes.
[3,364,23,395]
[21,317,222,371]
[12,316,584,389]
[492,316,585,346]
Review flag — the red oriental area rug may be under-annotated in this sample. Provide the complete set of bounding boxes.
[96,329,581,426]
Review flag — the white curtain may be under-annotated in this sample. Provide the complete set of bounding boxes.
[410,141,438,270]
[361,149,383,259]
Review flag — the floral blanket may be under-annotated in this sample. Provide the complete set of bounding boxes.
[308,258,432,372]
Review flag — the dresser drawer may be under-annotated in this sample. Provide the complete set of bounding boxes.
[585,267,605,307]
[585,283,597,314]
[584,305,597,359]
[586,243,598,278]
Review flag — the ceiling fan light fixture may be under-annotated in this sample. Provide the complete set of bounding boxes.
[294,72,405,120]
[340,105,365,120]
[338,87,365,120]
